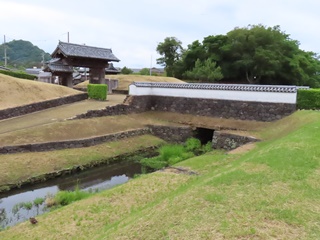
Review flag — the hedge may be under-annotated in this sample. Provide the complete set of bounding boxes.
[0,70,35,80]
[297,89,320,109]
[87,84,108,100]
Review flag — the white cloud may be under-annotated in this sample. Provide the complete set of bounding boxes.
[1,0,320,68]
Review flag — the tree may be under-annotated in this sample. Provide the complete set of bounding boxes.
[221,24,320,86]
[120,66,133,75]
[139,68,150,75]
[156,37,183,77]
[184,58,223,82]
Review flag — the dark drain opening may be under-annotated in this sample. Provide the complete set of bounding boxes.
[195,128,214,144]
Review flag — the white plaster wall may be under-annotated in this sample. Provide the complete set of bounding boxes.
[129,85,297,104]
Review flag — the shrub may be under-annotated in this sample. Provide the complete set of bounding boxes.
[201,142,213,153]
[185,138,201,152]
[297,89,320,109]
[0,70,35,80]
[140,138,212,171]
[87,84,108,100]
[140,156,168,170]
[159,144,185,161]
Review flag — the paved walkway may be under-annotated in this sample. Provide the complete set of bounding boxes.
[0,94,126,135]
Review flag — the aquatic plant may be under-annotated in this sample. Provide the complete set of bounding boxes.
[33,198,45,207]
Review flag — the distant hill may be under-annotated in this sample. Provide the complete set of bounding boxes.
[0,40,51,69]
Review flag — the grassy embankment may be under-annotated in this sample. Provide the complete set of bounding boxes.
[74,74,185,91]
[0,73,82,110]
[0,110,319,239]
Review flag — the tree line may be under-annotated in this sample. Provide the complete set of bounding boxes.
[156,24,320,87]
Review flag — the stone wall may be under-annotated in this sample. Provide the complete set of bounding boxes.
[74,93,295,122]
[212,131,259,150]
[74,95,152,119]
[0,128,149,154]
[129,96,296,122]
[0,125,194,154]
[0,93,88,120]
[74,104,135,119]
[148,125,195,143]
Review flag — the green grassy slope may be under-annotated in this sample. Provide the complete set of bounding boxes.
[1,111,319,239]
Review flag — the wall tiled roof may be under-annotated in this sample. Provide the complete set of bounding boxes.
[132,82,300,93]
[53,41,120,62]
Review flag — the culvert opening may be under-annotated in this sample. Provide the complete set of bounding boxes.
[195,128,215,144]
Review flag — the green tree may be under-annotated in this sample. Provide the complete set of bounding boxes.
[221,24,320,86]
[120,66,133,75]
[184,58,223,82]
[156,37,183,77]
[139,68,150,75]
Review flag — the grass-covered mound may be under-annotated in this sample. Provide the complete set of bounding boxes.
[0,110,319,239]
[0,73,82,110]
[74,74,185,91]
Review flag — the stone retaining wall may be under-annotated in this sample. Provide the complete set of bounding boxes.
[148,125,195,143]
[74,104,136,119]
[0,93,88,120]
[130,96,296,122]
[0,125,194,154]
[74,94,295,122]
[212,131,259,150]
[0,128,149,154]
[74,95,152,119]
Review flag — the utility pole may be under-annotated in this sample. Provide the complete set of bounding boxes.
[149,54,152,76]
[3,35,8,68]
[67,32,69,43]
[42,52,45,69]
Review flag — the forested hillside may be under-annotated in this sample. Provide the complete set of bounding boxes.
[0,40,51,69]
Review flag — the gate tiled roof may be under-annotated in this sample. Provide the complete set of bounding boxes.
[52,41,120,62]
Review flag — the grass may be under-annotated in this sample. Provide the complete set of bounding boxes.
[0,73,82,110]
[74,74,185,91]
[0,110,319,239]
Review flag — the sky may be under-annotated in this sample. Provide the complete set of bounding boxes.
[0,0,319,69]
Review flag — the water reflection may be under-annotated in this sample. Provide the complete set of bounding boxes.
[0,161,141,229]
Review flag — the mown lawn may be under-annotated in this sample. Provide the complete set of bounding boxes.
[0,110,319,239]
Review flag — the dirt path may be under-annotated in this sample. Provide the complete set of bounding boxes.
[0,94,126,135]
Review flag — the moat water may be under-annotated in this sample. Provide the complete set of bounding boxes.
[0,161,142,229]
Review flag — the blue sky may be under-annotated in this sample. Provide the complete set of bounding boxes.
[0,0,319,68]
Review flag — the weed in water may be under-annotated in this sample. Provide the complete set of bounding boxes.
[11,204,20,215]
[23,202,33,210]
[33,197,45,207]
[54,189,92,206]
